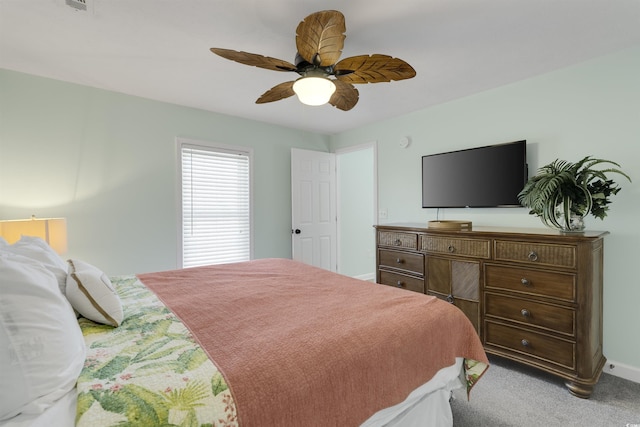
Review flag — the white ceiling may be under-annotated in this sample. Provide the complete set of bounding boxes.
[2,0,639,135]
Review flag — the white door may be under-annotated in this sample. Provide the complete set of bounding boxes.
[291,148,337,271]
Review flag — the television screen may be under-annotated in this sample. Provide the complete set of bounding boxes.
[421,140,527,208]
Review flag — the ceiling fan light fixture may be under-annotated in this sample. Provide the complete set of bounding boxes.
[293,77,336,106]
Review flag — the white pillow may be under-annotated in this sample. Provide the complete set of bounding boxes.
[4,236,68,294]
[0,252,86,421]
[0,236,8,248]
[66,259,123,327]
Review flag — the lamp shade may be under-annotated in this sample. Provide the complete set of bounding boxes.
[0,216,68,254]
[292,77,336,106]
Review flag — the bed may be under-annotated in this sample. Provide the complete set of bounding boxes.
[1,237,488,427]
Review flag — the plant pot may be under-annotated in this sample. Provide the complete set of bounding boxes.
[539,197,589,233]
[555,212,586,233]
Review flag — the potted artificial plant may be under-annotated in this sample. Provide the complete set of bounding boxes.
[518,156,631,232]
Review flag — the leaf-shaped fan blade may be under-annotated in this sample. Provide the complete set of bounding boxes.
[256,81,296,104]
[328,80,359,111]
[334,54,416,84]
[296,10,346,67]
[210,48,297,72]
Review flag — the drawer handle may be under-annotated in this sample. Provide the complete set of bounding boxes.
[527,251,538,262]
[521,339,530,347]
[446,294,454,304]
[394,239,402,246]
[396,281,404,288]
[396,258,403,264]
[447,245,455,253]
[521,278,530,286]
[521,309,531,318]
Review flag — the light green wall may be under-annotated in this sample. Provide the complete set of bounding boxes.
[0,69,329,275]
[330,47,640,372]
[2,46,639,372]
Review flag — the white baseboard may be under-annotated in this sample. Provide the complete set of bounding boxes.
[354,272,376,282]
[603,359,640,384]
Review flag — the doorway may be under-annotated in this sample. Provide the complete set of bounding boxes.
[291,144,376,279]
[336,143,376,280]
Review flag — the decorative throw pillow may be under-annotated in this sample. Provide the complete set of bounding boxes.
[66,259,123,327]
[4,236,68,294]
[0,252,86,421]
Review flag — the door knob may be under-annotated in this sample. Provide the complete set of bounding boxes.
[293,229,301,234]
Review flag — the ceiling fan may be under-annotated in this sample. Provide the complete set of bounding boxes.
[210,10,416,111]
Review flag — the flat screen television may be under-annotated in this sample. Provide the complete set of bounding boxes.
[421,140,527,208]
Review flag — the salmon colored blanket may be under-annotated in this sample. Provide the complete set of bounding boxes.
[138,258,488,426]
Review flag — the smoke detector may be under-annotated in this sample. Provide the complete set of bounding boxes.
[66,0,87,11]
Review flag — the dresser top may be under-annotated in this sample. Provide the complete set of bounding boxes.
[375,222,609,240]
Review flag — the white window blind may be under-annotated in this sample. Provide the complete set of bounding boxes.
[181,143,251,268]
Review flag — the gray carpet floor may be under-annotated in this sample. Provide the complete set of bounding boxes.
[450,355,640,427]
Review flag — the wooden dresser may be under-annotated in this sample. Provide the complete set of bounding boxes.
[375,223,608,398]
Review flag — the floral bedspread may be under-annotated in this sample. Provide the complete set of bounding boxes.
[76,276,238,427]
[463,359,488,397]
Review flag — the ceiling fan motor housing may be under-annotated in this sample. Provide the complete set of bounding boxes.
[294,53,334,77]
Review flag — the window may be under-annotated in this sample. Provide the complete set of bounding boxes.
[178,138,252,268]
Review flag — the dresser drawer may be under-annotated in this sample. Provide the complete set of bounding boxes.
[379,271,425,293]
[379,249,424,275]
[485,293,575,336]
[485,321,575,370]
[485,264,575,302]
[420,236,491,259]
[378,231,418,250]
[494,240,576,269]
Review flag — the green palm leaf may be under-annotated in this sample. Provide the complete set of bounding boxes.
[90,384,170,427]
[211,372,229,396]
[164,381,208,410]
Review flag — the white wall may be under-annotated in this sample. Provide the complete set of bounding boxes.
[330,47,640,375]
